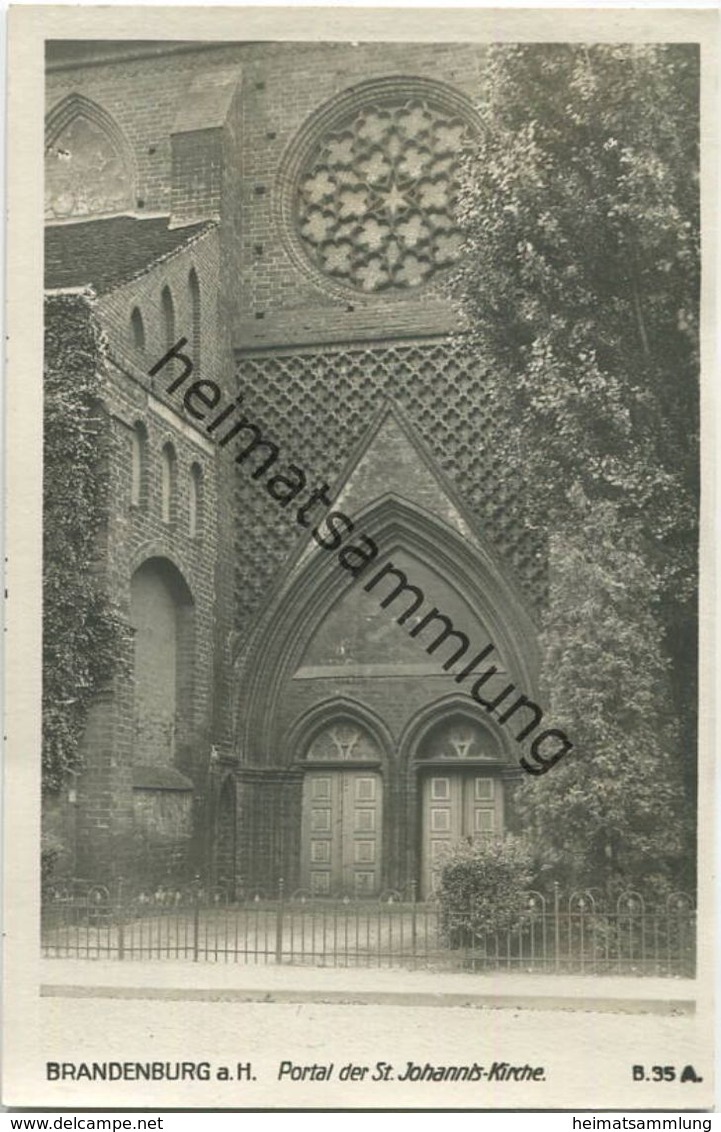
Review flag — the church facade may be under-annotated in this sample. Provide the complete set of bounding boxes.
[43,40,545,898]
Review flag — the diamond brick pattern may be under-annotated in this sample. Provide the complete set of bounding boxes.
[235,341,545,624]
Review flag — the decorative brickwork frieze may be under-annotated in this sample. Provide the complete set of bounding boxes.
[235,339,545,625]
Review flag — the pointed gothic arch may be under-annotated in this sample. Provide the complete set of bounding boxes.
[161,286,176,353]
[188,462,203,539]
[160,441,177,525]
[129,420,148,510]
[232,409,540,892]
[399,693,513,766]
[45,93,136,219]
[188,268,201,373]
[236,494,540,761]
[283,696,394,769]
[130,307,146,353]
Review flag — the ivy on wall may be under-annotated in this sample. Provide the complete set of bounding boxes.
[43,293,129,792]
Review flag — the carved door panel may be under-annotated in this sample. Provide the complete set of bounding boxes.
[421,773,502,899]
[301,770,382,897]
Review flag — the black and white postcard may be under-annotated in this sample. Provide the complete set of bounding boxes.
[3,4,717,1112]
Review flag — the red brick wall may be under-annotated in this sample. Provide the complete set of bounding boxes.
[49,228,238,886]
[233,42,485,344]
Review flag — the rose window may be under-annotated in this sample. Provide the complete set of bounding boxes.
[293,96,472,294]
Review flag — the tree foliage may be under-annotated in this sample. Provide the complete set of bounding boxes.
[517,495,692,895]
[451,45,699,891]
[43,295,129,792]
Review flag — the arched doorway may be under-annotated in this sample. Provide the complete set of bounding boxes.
[416,715,506,899]
[300,719,384,898]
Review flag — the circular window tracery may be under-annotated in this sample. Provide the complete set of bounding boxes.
[283,80,478,296]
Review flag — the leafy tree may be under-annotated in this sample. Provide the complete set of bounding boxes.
[517,494,692,895]
[451,44,699,891]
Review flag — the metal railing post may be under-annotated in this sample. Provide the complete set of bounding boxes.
[275,877,285,964]
[409,880,418,963]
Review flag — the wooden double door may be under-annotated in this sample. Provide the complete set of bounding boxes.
[301,769,383,897]
[420,771,503,899]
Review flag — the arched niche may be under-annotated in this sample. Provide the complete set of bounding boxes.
[130,307,146,353]
[160,442,177,525]
[129,421,148,509]
[188,463,203,539]
[45,93,135,219]
[129,557,194,768]
[188,268,201,372]
[161,286,176,354]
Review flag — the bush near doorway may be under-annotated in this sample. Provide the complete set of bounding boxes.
[435,834,534,946]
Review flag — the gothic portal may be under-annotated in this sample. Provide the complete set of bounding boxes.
[43,42,541,893]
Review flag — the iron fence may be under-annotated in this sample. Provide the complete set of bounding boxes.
[41,879,696,975]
